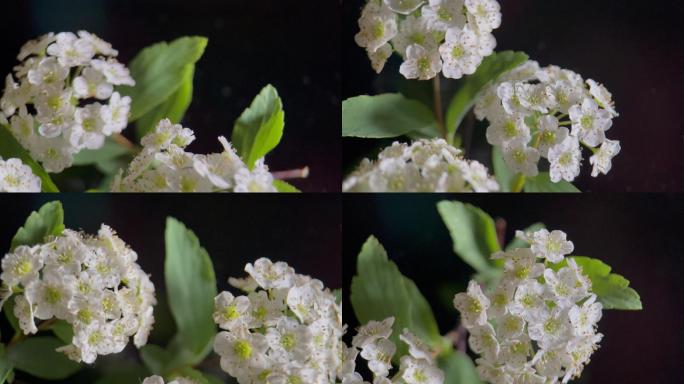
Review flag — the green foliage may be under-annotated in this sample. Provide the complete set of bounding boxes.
[136,64,195,138]
[438,350,484,384]
[49,320,74,344]
[437,201,501,274]
[164,218,217,367]
[140,344,172,375]
[342,94,438,139]
[0,125,58,192]
[7,337,80,379]
[492,146,513,192]
[350,236,444,360]
[553,256,642,310]
[120,36,207,124]
[445,51,529,143]
[72,138,130,177]
[273,179,300,193]
[0,345,12,384]
[3,300,19,334]
[231,84,285,169]
[169,367,212,384]
[523,172,580,192]
[505,222,545,251]
[11,201,65,251]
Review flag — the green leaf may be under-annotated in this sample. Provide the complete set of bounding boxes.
[49,320,74,344]
[492,146,514,192]
[7,337,80,379]
[72,138,129,167]
[350,236,443,360]
[231,84,285,169]
[554,257,642,310]
[3,299,19,334]
[523,172,581,193]
[164,218,217,367]
[273,179,300,193]
[438,350,484,384]
[437,201,500,273]
[140,344,172,375]
[0,125,58,192]
[445,51,529,143]
[0,345,13,384]
[93,364,150,384]
[505,222,545,251]
[121,36,207,121]
[136,64,195,139]
[342,94,438,139]
[11,201,65,251]
[169,367,210,384]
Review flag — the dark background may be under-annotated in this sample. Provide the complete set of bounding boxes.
[0,194,341,383]
[1,0,342,192]
[343,0,684,192]
[343,194,684,383]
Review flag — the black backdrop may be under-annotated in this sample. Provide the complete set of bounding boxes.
[0,194,341,383]
[343,0,684,192]
[343,194,684,383]
[0,0,342,192]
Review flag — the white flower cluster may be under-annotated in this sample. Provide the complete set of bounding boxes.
[0,225,156,364]
[355,0,501,80]
[0,157,41,192]
[111,119,277,192]
[342,317,444,384]
[453,229,603,384]
[475,61,621,183]
[0,32,135,173]
[343,138,499,192]
[212,258,343,383]
[143,376,195,384]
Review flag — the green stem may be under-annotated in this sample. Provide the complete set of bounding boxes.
[433,75,446,140]
[511,173,526,192]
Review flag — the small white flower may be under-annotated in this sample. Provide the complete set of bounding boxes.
[355,2,398,53]
[468,323,499,361]
[401,355,444,384]
[589,139,620,177]
[73,68,113,99]
[586,79,617,117]
[536,115,568,158]
[368,43,393,73]
[46,32,95,67]
[422,0,467,32]
[360,337,395,377]
[439,26,483,79]
[485,114,530,147]
[569,98,612,147]
[214,291,251,331]
[399,44,442,80]
[568,294,602,336]
[465,0,501,33]
[453,280,490,327]
[353,317,395,348]
[529,229,574,263]
[502,141,540,177]
[0,158,41,192]
[392,15,437,58]
[548,136,581,183]
[90,59,135,86]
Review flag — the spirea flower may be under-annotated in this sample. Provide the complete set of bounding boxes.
[142,376,194,384]
[453,229,602,384]
[0,32,134,173]
[0,157,41,192]
[0,225,156,364]
[343,317,445,384]
[355,0,501,80]
[212,258,343,384]
[343,138,499,192]
[110,119,277,192]
[475,60,620,184]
